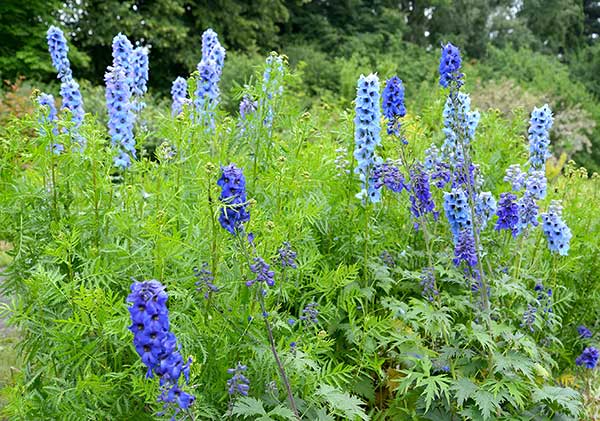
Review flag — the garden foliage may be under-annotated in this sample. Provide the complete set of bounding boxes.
[0,26,599,421]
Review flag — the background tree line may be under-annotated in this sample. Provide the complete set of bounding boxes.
[1,0,600,168]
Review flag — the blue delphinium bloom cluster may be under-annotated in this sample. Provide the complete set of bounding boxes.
[381,76,407,137]
[300,302,319,324]
[576,347,599,369]
[278,242,297,269]
[439,42,463,89]
[578,325,593,339]
[525,170,547,200]
[112,33,134,85]
[170,77,188,117]
[420,267,438,302]
[217,164,250,235]
[495,192,520,237]
[47,26,72,82]
[516,195,539,234]
[194,59,220,128]
[409,164,438,228]
[239,95,258,120]
[443,188,471,243]
[354,73,383,203]
[441,93,480,165]
[127,280,194,416]
[541,200,572,256]
[227,363,250,396]
[193,263,219,299]
[131,46,149,114]
[454,228,478,268]
[60,79,85,135]
[262,54,285,132]
[105,66,136,169]
[373,161,407,193]
[246,257,275,288]
[504,164,526,192]
[37,93,59,134]
[528,104,553,171]
[475,192,497,230]
[202,28,226,76]
[46,26,86,144]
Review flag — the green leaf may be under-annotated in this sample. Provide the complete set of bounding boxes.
[532,386,583,418]
[473,389,499,420]
[315,384,369,420]
[452,377,477,407]
[231,396,268,418]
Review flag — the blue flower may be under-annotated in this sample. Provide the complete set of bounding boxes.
[127,280,194,415]
[239,95,258,120]
[541,201,572,256]
[575,347,599,369]
[300,302,319,324]
[516,194,539,234]
[37,93,59,138]
[278,242,297,269]
[194,59,220,128]
[60,79,85,133]
[373,161,407,193]
[410,164,438,228]
[217,164,250,235]
[577,325,592,339]
[443,187,471,243]
[201,28,226,76]
[227,363,250,396]
[524,170,547,200]
[354,73,382,203]
[247,257,275,288]
[475,192,496,230]
[495,192,519,237]
[528,104,553,171]
[504,164,526,192]
[46,26,72,82]
[112,33,134,85]
[170,77,188,117]
[381,76,406,136]
[262,54,285,131]
[441,92,479,165]
[453,228,478,268]
[105,66,136,168]
[439,42,463,89]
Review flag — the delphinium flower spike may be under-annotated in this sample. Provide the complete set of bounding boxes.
[194,58,220,128]
[262,54,285,132]
[381,76,406,138]
[441,92,479,166]
[495,192,519,237]
[278,242,297,269]
[46,26,72,82]
[443,188,471,243]
[299,302,319,324]
[105,66,136,168]
[541,200,572,256]
[420,267,438,302]
[201,28,226,76]
[373,161,407,194]
[59,79,86,146]
[576,347,599,369]
[439,42,463,89]
[170,77,188,117]
[354,73,383,203]
[227,363,250,396]
[409,164,438,229]
[127,280,194,417]
[475,192,497,230]
[131,46,149,114]
[246,257,275,289]
[504,164,526,192]
[217,164,250,235]
[528,104,553,171]
[112,33,134,86]
[521,283,554,332]
[453,228,478,268]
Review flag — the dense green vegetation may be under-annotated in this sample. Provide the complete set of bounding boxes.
[0,1,599,420]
